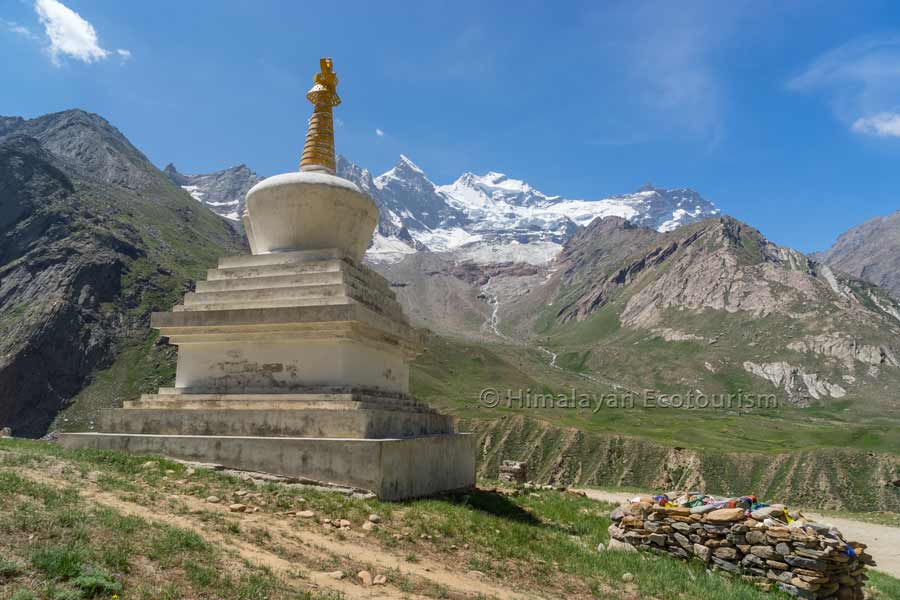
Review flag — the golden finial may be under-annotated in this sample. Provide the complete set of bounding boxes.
[300,57,341,174]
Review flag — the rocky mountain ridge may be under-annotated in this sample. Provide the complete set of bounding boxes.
[818,209,900,300]
[380,212,900,409]
[164,163,263,221]
[164,154,721,264]
[0,109,245,436]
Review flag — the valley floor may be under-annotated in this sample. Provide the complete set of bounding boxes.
[1,439,899,600]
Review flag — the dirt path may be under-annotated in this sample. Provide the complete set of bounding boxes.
[575,488,900,579]
[19,467,538,600]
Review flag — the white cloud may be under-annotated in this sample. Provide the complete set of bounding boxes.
[375,128,384,137]
[1,19,36,39]
[585,1,756,144]
[116,48,131,62]
[852,113,900,137]
[790,34,900,135]
[33,0,129,66]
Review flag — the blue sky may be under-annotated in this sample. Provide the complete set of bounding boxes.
[2,0,900,252]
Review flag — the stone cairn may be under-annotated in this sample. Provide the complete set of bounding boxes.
[498,460,528,485]
[608,492,875,599]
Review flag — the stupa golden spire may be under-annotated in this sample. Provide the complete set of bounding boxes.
[299,57,341,174]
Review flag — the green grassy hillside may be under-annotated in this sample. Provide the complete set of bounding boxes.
[2,439,897,600]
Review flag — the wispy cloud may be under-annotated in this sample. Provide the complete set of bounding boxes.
[789,34,900,137]
[33,0,130,66]
[587,0,756,145]
[1,18,37,39]
[375,128,384,137]
[852,113,900,137]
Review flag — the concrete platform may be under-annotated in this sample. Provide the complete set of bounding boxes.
[97,408,454,438]
[125,389,437,412]
[58,432,477,500]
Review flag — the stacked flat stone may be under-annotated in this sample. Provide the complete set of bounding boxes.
[609,499,875,600]
[498,460,528,484]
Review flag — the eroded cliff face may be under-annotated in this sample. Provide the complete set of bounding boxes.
[0,136,131,435]
[467,416,900,512]
[0,111,245,436]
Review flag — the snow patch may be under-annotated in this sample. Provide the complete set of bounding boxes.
[411,227,483,252]
[366,232,417,263]
[181,185,205,201]
[454,240,562,265]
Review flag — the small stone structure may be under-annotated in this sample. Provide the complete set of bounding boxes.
[609,495,875,599]
[498,460,527,484]
[58,58,476,499]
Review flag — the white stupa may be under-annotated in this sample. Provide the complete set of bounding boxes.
[60,58,476,499]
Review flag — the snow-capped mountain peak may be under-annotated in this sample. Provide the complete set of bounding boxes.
[170,154,721,265]
[341,155,722,262]
[374,154,431,189]
[441,171,558,210]
[397,154,424,174]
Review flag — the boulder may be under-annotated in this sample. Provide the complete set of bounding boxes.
[607,538,637,553]
[750,545,777,560]
[750,505,786,521]
[714,547,737,560]
[651,505,692,517]
[706,508,746,523]
[745,530,767,545]
[711,557,739,572]
[783,555,828,572]
[693,543,711,562]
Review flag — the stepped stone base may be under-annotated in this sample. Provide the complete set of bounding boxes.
[95,407,454,439]
[60,247,477,499]
[58,432,477,500]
